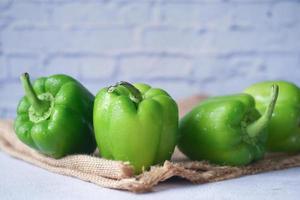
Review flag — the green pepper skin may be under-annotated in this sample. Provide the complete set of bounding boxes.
[178,86,278,166]
[245,81,300,153]
[14,73,96,158]
[93,82,178,173]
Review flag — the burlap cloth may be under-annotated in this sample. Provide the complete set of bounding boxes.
[1,95,300,193]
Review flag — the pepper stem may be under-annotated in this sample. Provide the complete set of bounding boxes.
[108,81,143,104]
[246,84,279,138]
[20,73,50,115]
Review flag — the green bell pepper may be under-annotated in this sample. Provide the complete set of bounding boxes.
[245,81,300,153]
[14,73,96,158]
[93,81,178,173]
[178,85,279,166]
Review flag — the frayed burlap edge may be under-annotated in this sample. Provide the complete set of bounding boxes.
[1,119,300,193]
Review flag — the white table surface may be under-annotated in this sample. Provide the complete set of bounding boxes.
[1,151,299,200]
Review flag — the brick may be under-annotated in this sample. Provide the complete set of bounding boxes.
[0,16,13,30]
[193,56,223,77]
[0,0,299,105]
[119,55,193,80]
[50,1,152,26]
[229,4,272,30]
[264,55,300,84]
[1,29,64,53]
[1,28,135,53]
[7,55,43,79]
[0,0,12,10]
[226,56,266,79]
[79,57,115,80]
[44,57,81,79]
[0,56,7,81]
[0,82,24,97]
[193,54,300,95]
[0,82,24,111]
[161,3,200,26]
[145,80,200,100]
[158,0,225,3]
[2,1,51,25]
[193,55,288,82]
[228,2,300,30]
[271,1,300,27]
[81,81,115,96]
[43,55,116,80]
[66,28,135,53]
[143,26,300,53]
[142,27,205,52]
[161,3,230,29]
[223,0,282,2]
[200,77,254,95]
[192,75,260,96]
[161,3,276,30]
[192,56,265,88]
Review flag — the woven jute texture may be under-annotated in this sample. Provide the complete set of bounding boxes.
[1,95,300,193]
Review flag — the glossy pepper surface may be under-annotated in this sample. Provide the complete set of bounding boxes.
[245,81,300,153]
[178,85,279,166]
[93,81,178,173]
[14,73,96,158]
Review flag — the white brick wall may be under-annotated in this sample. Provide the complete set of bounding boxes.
[0,0,300,118]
